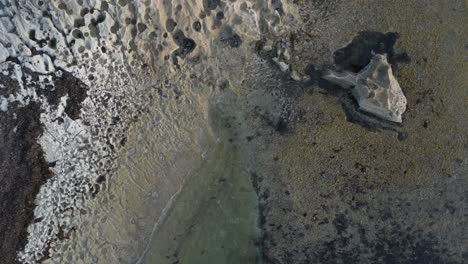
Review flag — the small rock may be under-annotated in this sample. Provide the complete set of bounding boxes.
[263,40,273,51]
[272,57,289,72]
[283,48,291,61]
[323,54,407,123]
[290,70,301,81]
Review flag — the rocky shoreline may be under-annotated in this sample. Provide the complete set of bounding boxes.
[0,0,466,263]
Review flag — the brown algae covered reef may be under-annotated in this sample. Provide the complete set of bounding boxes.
[0,0,466,264]
[251,0,466,263]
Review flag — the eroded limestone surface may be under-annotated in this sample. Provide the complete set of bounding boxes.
[0,0,300,263]
[324,54,407,123]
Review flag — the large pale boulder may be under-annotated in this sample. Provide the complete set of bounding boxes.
[323,54,407,123]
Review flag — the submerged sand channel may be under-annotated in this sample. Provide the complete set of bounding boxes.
[44,75,263,263]
[141,104,260,264]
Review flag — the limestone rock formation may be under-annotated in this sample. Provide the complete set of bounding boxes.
[323,54,407,123]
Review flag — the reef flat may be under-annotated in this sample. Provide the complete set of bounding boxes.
[0,0,465,264]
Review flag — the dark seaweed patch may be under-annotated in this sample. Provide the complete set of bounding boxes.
[193,21,202,32]
[80,8,89,17]
[166,18,177,32]
[28,30,36,41]
[72,29,84,39]
[219,26,242,48]
[249,172,269,263]
[171,30,197,67]
[96,175,106,183]
[38,71,88,120]
[0,100,53,264]
[272,117,288,134]
[203,0,220,11]
[271,0,284,15]
[47,38,57,49]
[215,11,224,20]
[137,22,147,33]
[313,219,458,264]
[0,66,21,97]
[74,18,85,28]
[100,1,109,11]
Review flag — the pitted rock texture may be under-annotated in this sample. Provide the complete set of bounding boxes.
[0,0,300,263]
[0,1,465,264]
[323,54,407,123]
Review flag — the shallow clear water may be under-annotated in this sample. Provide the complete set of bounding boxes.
[141,137,260,264]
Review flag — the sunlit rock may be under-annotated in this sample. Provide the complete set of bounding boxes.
[323,54,407,123]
